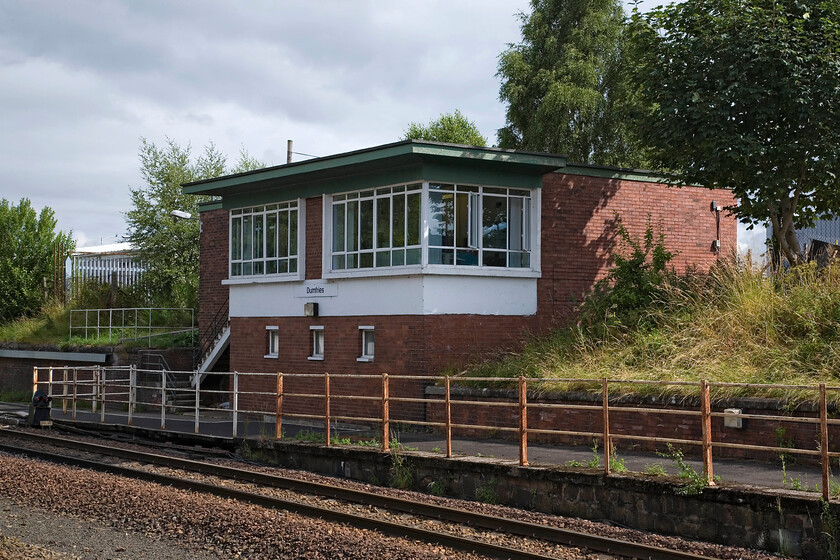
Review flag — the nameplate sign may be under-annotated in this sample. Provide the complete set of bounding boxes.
[296,281,338,298]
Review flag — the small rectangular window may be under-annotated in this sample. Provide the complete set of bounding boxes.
[358,326,374,362]
[265,326,279,358]
[309,326,324,361]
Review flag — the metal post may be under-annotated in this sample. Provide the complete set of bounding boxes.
[519,376,528,467]
[194,373,200,435]
[91,366,98,414]
[72,368,78,420]
[445,375,452,458]
[160,369,166,430]
[603,378,610,475]
[821,383,830,501]
[701,379,714,485]
[128,365,135,426]
[48,367,54,398]
[382,373,390,452]
[32,367,38,397]
[99,367,106,423]
[325,373,331,446]
[62,367,68,415]
[275,372,283,440]
[232,371,239,438]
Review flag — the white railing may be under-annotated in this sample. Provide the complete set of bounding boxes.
[69,307,195,347]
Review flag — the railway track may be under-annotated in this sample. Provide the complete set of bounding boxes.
[0,428,718,560]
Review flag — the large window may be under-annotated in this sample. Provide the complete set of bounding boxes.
[331,184,422,270]
[231,202,298,277]
[428,183,531,268]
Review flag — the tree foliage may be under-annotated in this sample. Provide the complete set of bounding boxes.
[401,110,488,146]
[0,198,74,323]
[125,138,263,309]
[497,0,650,167]
[629,0,840,265]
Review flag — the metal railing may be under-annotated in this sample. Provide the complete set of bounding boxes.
[69,307,195,347]
[194,297,228,369]
[32,367,840,501]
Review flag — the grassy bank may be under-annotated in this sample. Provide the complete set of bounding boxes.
[464,260,840,403]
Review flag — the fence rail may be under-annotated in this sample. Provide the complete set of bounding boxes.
[32,367,840,501]
[68,307,195,347]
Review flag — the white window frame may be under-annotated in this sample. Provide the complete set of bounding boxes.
[265,326,279,359]
[322,183,540,280]
[358,326,374,362]
[227,198,305,284]
[309,326,324,361]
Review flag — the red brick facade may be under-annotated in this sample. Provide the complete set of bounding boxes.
[198,171,737,419]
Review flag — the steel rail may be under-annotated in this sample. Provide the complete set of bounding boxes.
[0,428,716,560]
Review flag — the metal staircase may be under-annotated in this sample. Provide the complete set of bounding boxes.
[138,351,194,410]
[193,297,230,383]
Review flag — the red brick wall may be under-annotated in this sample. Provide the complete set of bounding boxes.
[536,173,737,327]
[305,197,322,280]
[199,209,230,338]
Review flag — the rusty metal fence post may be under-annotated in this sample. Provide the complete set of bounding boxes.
[700,379,714,485]
[821,383,829,501]
[275,372,283,440]
[99,367,106,423]
[32,367,38,397]
[128,365,135,426]
[382,373,390,452]
[519,376,528,466]
[325,373,331,446]
[603,378,610,475]
[72,367,78,420]
[445,375,452,458]
[194,371,200,434]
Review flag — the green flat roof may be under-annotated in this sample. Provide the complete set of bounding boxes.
[183,140,566,198]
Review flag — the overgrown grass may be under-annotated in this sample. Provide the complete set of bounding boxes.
[462,258,840,403]
[0,302,195,349]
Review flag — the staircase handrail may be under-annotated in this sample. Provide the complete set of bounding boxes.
[194,296,229,369]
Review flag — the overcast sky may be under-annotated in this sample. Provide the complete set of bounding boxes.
[1,1,763,254]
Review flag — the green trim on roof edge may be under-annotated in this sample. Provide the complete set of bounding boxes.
[561,164,676,184]
[197,200,224,212]
[182,140,565,198]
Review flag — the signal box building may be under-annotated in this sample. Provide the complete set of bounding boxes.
[185,140,736,416]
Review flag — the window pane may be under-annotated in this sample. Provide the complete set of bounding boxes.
[363,330,374,356]
[376,197,391,249]
[289,209,298,255]
[482,195,507,249]
[428,248,454,265]
[278,259,288,274]
[347,254,357,269]
[483,250,506,267]
[267,260,277,274]
[253,214,264,259]
[266,214,277,258]
[455,193,469,248]
[332,203,346,252]
[242,215,252,260]
[509,197,524,252]
[360,199,374,250]
[231,217,242,260]
[232,263,241,276]
[392,194,405,247]
[254,261,264,275]
[332,255,345,270]
[406,248,421,265]
[456,249,479,266]
[360,252,374,268]
[392,249,405,266]
[407,193,421,246]
[347,201,358,251]
[289,258,297,273]
[429,191,454,247]
[376,250,390,267]
[278,211,289,257]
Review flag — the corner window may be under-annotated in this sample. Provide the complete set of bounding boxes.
[309,326,324,361]
[265,326,279,358]
[231,201,299,277]
[358,326,374,362]
[327,183,533,274]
